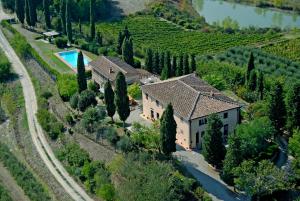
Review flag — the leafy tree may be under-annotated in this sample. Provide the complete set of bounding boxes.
[202,113,225,169]
[257,70,264,100]
[77,51,87,93]
[122,37,134,66]
[234,160,292,200]
[66,0,72,43]
[153,51,160,75]
[248,70,257,91]
[176,53,183,76]
[117,31,124,55]
[115,72,130,128]
[190,54,196,73]
[289,129,300,159]
[183,53,189,75]
[90,0,95,40]
[159,52,165,75]
[221,133,243,185]
[203,74,227,91]
[246,52,255,81]
[78,90,97,112]
[145,48,153,73]
[128,83,142,100]
[57,74,78,101]
[286,82,300,132]
[160,103,177,155]
[15,0,25,24]
[81,106,106,133]
[104,81,116,123]
[60,0,66,34]
[43,0,51,29]
[171,55,177,77]
[268,81,286,135]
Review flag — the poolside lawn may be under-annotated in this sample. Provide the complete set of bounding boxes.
[12,24,98,74]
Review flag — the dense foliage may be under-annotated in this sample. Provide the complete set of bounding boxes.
[57,74,78,101]
[37,109,64,139]
[0,143,50,201]
[0,184,12,201]
[0,50,11,82]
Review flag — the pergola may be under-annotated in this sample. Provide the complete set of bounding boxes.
[42,31,60,39]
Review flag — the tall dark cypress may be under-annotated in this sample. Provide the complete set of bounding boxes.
[66,0,72,43]
[160,104,177,155]
[176,53,183,76]
[43,0,51,29]
[153,52,159,75]
[248,70,257,91]
[104,81,116,123]
[90,0,95,40]
[165,51,171,78]
[28,0,36,27]
[77,51,87,93]
[268,81,286,135]
[246,52,255,81]
[183,53,189,75]
[286,82,300,132]
[123,25,130,40]
[122,37,134,66]
[117,31,124,55]
[257,70,264,100]
[145,48,153,73]
[25,0,31,26]
[60,0,66,34]
[115,72,130,128]
[171,55,177,77]
[15,0,25,24]
[159,52,165,75]
[190,54,196,73]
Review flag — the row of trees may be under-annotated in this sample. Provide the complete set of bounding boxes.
[117,26,135,66]
[144,48,196,79]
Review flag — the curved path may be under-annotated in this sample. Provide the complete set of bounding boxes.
[0,7,94,201]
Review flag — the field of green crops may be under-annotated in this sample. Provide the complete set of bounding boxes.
[263,38,300,62]
[97,15,279,55]
[216,46,300,80]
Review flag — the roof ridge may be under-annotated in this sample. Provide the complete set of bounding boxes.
[178,75,199,93]
[102,56,128,74]
[188,92,201,120]
[143,74,190,86]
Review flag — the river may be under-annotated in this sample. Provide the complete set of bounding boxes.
[192,0,300,29]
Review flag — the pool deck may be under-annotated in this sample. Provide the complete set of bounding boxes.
[54,49,92,72]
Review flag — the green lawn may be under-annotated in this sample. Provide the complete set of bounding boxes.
[97,15,280,55]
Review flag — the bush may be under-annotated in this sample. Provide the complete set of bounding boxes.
[41,91,53,99]
[57,74,78,101]
[57,143,90,168]
[65,114,74,125]
[0,185,12,201]
[128,83,142,100]
[117,136,135,153]
[37,109,63,140]
[97,184,115,201]
[0,55,11,81]
[88,81,100,93]
[0,106,6,123]
[81,106,106,133]
[194,187,212,201]
[106,128,119,146]
[70,93,79,109]
[78,90,97,112]
[55,37,68,48]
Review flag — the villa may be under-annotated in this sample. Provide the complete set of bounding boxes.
[90,56,141,87]
[141,73,241,150]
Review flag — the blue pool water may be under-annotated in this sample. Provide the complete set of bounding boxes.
[58,50,90,68]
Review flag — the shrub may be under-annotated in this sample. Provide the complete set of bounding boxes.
[0,185,12,201]
[106,128,119,146]
[57,143,90,168]
[0,106,6,123]
[78,90,97,112]
[37,109,63,140]
[97,184,115,201]
[65,114,74,125]
[117,135,134,153]
[88,81,100,93]
[81,106,106,133]
[128,83,142,100]
[0,57,11,81]
[57,74,78,101]
[70,93,79,109]
[41,91,53,99]
[55,37,68,48]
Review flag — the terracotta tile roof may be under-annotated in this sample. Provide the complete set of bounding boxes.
[142,74,240,120]
[89,56,139,82]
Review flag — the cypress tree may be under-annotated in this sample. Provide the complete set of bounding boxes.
[176,53,183,76]
[286,82,300,132]
[165,51,171,77]
[15,0,25,24]
[66,0,72,43]
[248,70,257,91]
[246,52,255,81]
[123,25,130,39]
[159,52,165,75]
[25,0,31,26]
[117,31,124,55]
[122,37,134,66]
[90,0,95,40]
[171,55,177,77]
[77,51,87,93]
[43,0,51,29]
[257,70,264,100]
[160,103,177,155]
[115,72,130,128]
[221,133,243,185]
[104,81,116,123]
[96,31,103,46]
[29,0,37,27]
[153,51,160,75]
[202,113,225,169]
[161,65,170,80]
[145,48,153,73]
[183,53,190,75]
[60,0,66,34]
[79,18,82,34]
[268,81,286,135]
[190,54,196,73]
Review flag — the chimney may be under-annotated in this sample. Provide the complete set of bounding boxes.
[109,68,113,74]
[210,91,214,97]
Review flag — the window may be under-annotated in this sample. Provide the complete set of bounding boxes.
[156,100,159,106]
[224,124,229,139]
[146,93,149,100]
[151,109,154,119]
[156,113,160,119]
[201,131,205,137]
[224,112,228,119]
[199,118,207,126]
[196,132,199,144]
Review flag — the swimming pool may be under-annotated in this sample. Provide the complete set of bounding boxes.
[57,50,90,69]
